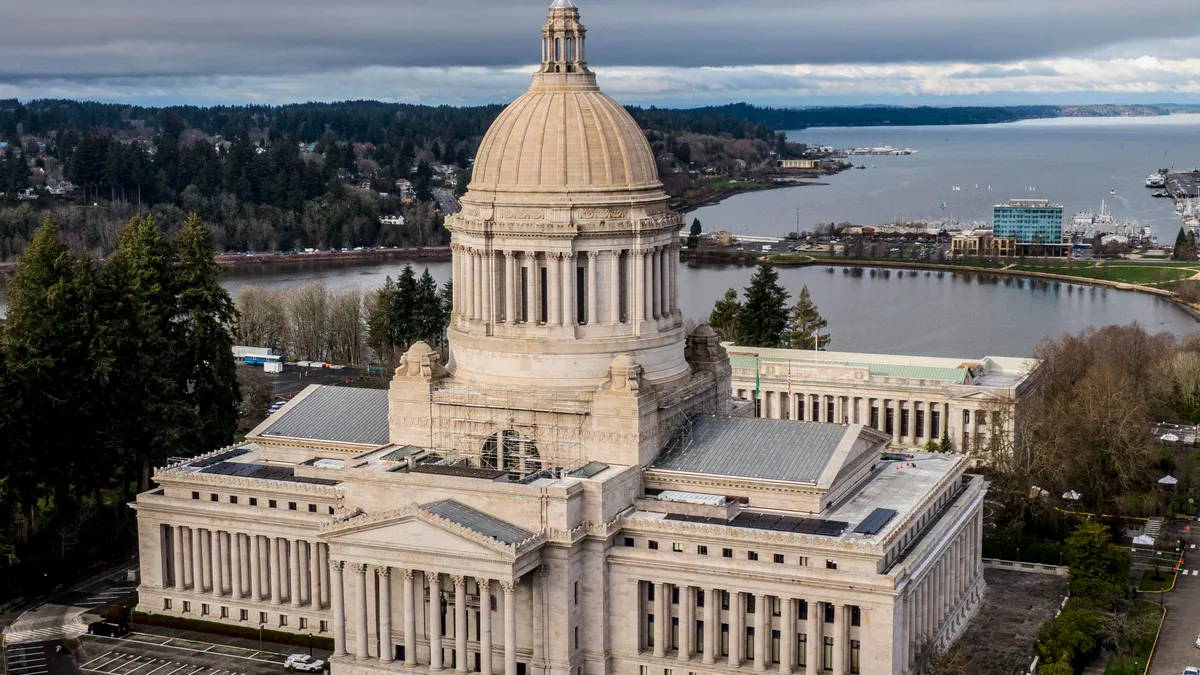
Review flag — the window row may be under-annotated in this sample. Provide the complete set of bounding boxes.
[190,491,333,514]
[638,628,862,673]
[623,537,832,569]
[163,598,327,632]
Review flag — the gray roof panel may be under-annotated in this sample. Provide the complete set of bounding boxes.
[423,499,534,545]
[262,386,389,446]
[652,416,848,484]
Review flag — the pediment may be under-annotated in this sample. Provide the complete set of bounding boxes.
[320,504,542,563]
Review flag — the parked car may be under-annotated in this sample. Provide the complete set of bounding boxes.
[285,655,326,673]
[1182,667,1199,675]
[86,620,130,638]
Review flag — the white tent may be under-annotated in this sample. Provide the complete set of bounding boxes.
[1132,534,1155,546]
[1160,433,1180,442]
[1062,490,1082,501]
[1159,475,1179,486]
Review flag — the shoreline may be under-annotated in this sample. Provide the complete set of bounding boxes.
[673,176,831,214]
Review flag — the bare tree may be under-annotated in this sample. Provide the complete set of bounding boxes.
[235,285,290,354]
[327,288,365,366]
[287,282,330,362]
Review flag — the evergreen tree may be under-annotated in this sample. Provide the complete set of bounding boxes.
[175,213,241,450]
[100,214,199,492]
[687,218,702,249]
[736,263,790,347]
[1173,227,1188,261]
[708,288,742,343]
[367,276,398,365]
[781,285,831,350]
[1187,230,1198,262]
[413,268,444,346]
[2,216,109,507]
[392,264,419,346]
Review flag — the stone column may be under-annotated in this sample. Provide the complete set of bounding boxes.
[198,529,211,592]
[678,585,692,662]
[609,251,621,324]
[172,526,185,589]
[806,602,820,674]
[548,253,562,327]
[430,573,444,671]
[662,246,672,316]
[532,568,546,666]
[780,598,794,674]
[453,575,468,673]
[754,594,768,671]
[354,563,369,660]
[183,528,195,590]
[451,245,460,315]
[832,605,845,675]
[651,247,661,319]
[403,570,418,666]
[251,535,262,600]
[214,531,225,595]
[633,249,646,327]
[486,251,497,325]
[480,579,493,675]
[331,560,347,658]
[653,582,667,657]
[503,582,517,675]
[729,591,742,667]
[290,539,302,608]
[505,252,517,324]
[472,251,483,321]
[379,567,393,663]
[270,537,282,605]
[671,244,680,315]
[320,544,330,607]
[310,542,321,607]
[586,251,598,325]
[702,589,717,665]
[231,533,242,598]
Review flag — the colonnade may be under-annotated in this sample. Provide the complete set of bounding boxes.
[452,244,680,329]
[901,510,983,670]
[747,389,954,448]
[642,581,864,675]
[329,562,527,673]
[164,526,329,609]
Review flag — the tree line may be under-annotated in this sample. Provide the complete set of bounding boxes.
[0,213,240,600]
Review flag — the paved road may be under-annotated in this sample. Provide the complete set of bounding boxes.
[1149,530,1200,675]
[432,188,461,215]
[73,632,297,675]
[3,563,138,646]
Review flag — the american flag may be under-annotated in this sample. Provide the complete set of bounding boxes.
[787,360,792,396]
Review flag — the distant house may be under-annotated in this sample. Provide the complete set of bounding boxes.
[394,179,415,200]
[356,181,373,191]
[779,159,816,170]
[380,215,406,226]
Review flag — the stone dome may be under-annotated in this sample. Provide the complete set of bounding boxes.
[469,88,660,195]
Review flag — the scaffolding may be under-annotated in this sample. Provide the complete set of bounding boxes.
[430,383,588,478]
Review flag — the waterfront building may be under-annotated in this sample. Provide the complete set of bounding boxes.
[132,4,986,675]
[992,199,1067,257]
[949,229,1013,257]
[726,347,1039,454]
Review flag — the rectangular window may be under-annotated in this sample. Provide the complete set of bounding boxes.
[574,581,579,605]
[915,410,925,438]
[826,559,837,570]
[320,620,328,633]
[697,591,705,608]
[824,604,834,624]
[697,545,708,556]
[900,408,909,437]
[811,400,820,421]
[308,504,317,513]
[798,556,809,567]
[746,595,755,614]
[192,491,200,500]
[722,548,733,559]
[797,396,804,421]
[163,598,172,610]
[201,603,209,616]
[210,493,218,502]
[823,637,834,671]
[671,586,679,604]
[931,410,941,438]
[851,606,861,627]
[671,617,679,650]
[649,540,659,550]
[240,609,249,621]
[721,591,729,610]
[249,497,258,506]
[672,543,683,553]
[963,409,971,425]
[747,551,758,561]
[268,499,277,508]
[745,627,755,660]
[721,624,729,657]
[771,629,781,664]
[575,626,579,649]
[624,537,635,547]
[826,400,834,422]
[280,615,287,627]
[771,597,781,617]
[978,410,987,425]
[884,407,894,435]
[851,640,861,674]
[288,502,297,511]
[260,612,269,624]
[962,431,970,452]
[798,600,808,621]
[648,583,655,602]
[773,554,784,564]
[695,620,704,654]
[797,634,807,667]
[300,617,308,630]
[220,606,228,618]
[647,615,655,647]
[182,601,190,613]
[869,407,879,429]
[230,495,238,504]
[640,668,649,675]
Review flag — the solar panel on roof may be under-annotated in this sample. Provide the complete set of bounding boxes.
[568,461,610,479]
[853,507,898,535]
[191,447,250,468]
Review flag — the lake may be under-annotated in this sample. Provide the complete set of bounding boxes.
[690,115,1200,241]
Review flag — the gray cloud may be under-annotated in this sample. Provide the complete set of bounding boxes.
[1,0,1199,104]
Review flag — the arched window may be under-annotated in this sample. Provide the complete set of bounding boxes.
[481,430,541,480]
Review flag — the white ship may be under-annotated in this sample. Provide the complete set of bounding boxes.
[1146,173,1166,188]
[1069,199,1144,238]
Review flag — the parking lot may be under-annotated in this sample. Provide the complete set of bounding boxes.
[74,632,296,675]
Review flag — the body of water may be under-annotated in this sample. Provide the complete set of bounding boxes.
[691,115,1200,241]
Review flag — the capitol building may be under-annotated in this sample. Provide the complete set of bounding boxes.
[132,3,986,674]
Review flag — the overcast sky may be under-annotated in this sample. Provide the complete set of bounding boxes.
[2,0,1199,107]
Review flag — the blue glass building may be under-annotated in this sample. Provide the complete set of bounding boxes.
[992,199,1066,256]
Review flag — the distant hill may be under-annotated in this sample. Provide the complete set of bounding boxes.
[685,103,1170,130]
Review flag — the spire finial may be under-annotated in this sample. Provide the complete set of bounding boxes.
[549,0,577,8]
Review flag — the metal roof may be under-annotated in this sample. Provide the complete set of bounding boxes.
[410,465,507,480]
[262,386,389,445]
[652,416,848,484]
[568,461,610,479]
[727,354,968,384]
[200,461,340,486]
[423,499,533,545]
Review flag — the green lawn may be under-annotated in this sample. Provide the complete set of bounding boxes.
[1137,568,1174,592]
[1008,263,1198,285]
[1103,601,1165,675]
[701,177,768,189]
